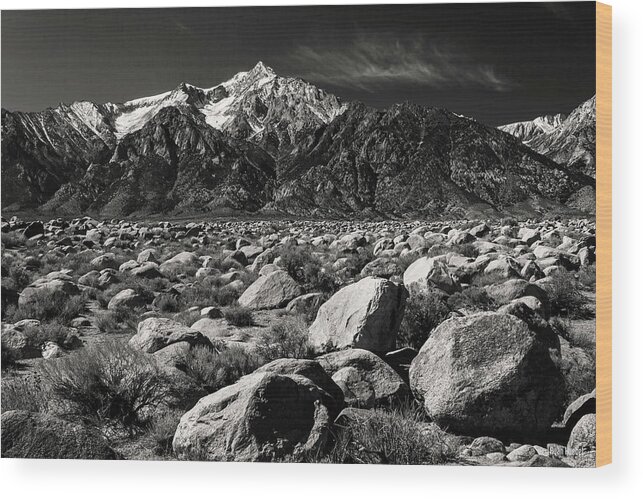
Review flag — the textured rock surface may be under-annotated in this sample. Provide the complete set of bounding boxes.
[173,372,338,461]
[403,256,460,294]
[567,413,596,456]
[562,389,596,430]
[129,317,212,354]
[2,64,591,217]
[317,349,410,408]
[409,312,564,437]
[308,277,408,353]
[237,270,301,309]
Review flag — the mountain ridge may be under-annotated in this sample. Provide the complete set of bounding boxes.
[498,96,596,178]
[1,62,595,219]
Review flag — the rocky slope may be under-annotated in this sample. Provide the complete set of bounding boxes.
[42,107,276,217]
[2,63,595,218]
[499,96,596,178]
[271,102,590,218]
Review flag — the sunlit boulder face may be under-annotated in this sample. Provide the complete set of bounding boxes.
[409,312,565,438]
[308,276,408,354]
[172,371,341,462]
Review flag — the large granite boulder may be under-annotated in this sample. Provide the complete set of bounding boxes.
[129,317,212,354]
[237,270,301,310]
[107,288,149,310]
[567,413,596,456]
[409,312,564,437]
[308,277,408,353]
[255,358,345,413]
[317,348,410,408]
[403,257,460,294]
[18,275,80,309]
[562,389,596,430]
[1,324,40,360]
[173,372,338,461]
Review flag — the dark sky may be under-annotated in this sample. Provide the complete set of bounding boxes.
[1,2,596,126]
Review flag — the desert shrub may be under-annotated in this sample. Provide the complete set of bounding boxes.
[547,271,589,318]
[321,405,456,465]
[447,286,497,312]
[8,292,86,324]
[155,293,181,313]
[255,315,314,361]
[170,309,201,327]
[222,305,254,327]
[148,409,183,456]
[397,290,451,350]
[550,316,595,352]
[426,244,450,258]
[1,377,49,413]
[21,321,69,348]
[470,272,507,287]
[102,276,162,302]
[451,243,479,258]
[499,217,519,227]
[180,344,262,393]
[397,252,422,272]
[94,308,140,334]
[578,264,596,291]
[278,246,339,294]
[180,282,240,308]
[38,340,170,433]
[1,346,19,371]
[1,232,26,249]
[4,263,32,292]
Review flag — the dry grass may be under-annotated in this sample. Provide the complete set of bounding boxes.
[255,315,314,361]
[307,405,457,465]
[577,264,596,291]
[222,305,254,327]
[180,344,262,393]
[147,409,184,457]
[1,377,49,413]
[547,271,591,319]
[38,340,170,433]
[447,286,497,312]
[397,289,450,350]
[6,292,86,324]
[1,231,27,249]
[94,308,141,334]
[20,321,70,348]
[277,245,340,294]
[180,281,241,308]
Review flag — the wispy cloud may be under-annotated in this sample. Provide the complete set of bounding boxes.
[290,36,511,92]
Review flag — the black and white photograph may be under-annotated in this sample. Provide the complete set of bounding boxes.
[1,1,603,467]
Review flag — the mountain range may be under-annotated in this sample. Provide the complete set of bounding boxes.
[1,62,596,219]
[499,96,596,178]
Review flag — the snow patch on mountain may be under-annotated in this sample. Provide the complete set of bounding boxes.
[202,95,235,129]
[499,113,566,143]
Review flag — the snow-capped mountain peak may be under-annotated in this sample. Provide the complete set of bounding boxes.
[91,61,344,139]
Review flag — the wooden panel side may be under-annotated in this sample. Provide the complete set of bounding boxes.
[595,1,612,468]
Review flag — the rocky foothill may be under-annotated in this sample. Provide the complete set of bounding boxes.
[1,215,596,466]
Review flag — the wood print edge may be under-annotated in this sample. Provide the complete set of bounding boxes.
[595,0,612,468]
